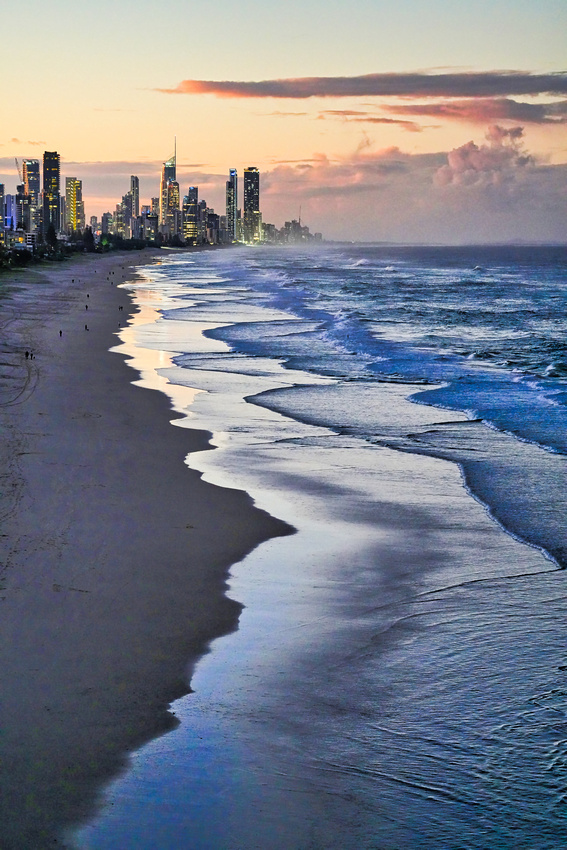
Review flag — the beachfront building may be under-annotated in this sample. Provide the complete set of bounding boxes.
[198,199,208,242]
[22,161,41,233]
[101,212,113,234]
[183,186,199,243]
[226,169,238,242]
[42,150,61,233]
[243,167,261,243]
[0,184,4,244]
[22,160,40,205]
[159,143,176,229]
[65,178,85,234]
[165,180,181,238]
[142,211,158,241]
[15,184,33,232]
[130,176,140,218]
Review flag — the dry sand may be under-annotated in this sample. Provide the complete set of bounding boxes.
[0,251,292,848]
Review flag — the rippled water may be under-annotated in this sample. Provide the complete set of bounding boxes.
[77,244,567,849]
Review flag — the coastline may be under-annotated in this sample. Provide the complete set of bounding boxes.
[75,251,559,848]
[0,250,292,848]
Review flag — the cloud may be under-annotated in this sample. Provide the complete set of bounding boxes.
[435,125,533,186]
[385,98,567,125]
[263,146,441,202]
[260,129,567,243]
[318,109,422,131]
[266,110,309,117]
[158,71,567,99]
[319,110,371,117]
[1,140,45,152]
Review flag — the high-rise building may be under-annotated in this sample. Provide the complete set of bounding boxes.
[101,212,113,234]
[122,191,133,237]
[5,195,17,230]
[159,142,176,227]
[182,186,199,243]
[22,160,40,204]
[65,177,85,233]
[16,183,32,231]
[198,199,208,242]
[43,151,61,232]
[130,175,140,218]
[165,180,180,237]
[243,167,261,243]
[226,169,238,242]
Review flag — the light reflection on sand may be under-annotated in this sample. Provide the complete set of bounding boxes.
[111,284,204,420]
[74,256,556,850]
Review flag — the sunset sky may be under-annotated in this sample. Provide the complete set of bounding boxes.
[2,0,566,242]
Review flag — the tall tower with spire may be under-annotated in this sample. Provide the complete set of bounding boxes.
[159,139,176,227]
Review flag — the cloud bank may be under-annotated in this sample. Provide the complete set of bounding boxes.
[262,127,567,243]
[159,71,567,99]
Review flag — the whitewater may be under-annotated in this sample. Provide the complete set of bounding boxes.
[77,243,567,849]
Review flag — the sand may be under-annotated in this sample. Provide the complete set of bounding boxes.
[0,251,292,849]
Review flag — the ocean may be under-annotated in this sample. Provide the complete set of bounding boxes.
[77,243,567,849]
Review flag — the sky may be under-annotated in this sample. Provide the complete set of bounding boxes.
[2,0,566,243]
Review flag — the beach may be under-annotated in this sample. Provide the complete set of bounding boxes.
[0,251,291,848]
[2,244,566,849]
[75,244,565,849]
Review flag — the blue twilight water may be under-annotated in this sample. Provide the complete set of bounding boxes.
[170,243,567,566]
[78,243,567,849]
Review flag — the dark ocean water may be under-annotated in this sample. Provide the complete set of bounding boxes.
[77,244,567,849]
[174,243,567,567]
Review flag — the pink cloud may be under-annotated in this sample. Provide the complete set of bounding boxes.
[260,130,567,243]
[385,97,567,125]
[435,125,533,186]
[318,110,423,131]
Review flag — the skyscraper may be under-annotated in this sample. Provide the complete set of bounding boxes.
[166,180,181,237]
[243,167,260,243]
[16,183,32,231]
[65,177,85,233]
[182,186,199,243]
[130,175,140,218]
[226,169,238,242]
[43,151,60,232]
[22,160,40,204]
[159,141,176,227]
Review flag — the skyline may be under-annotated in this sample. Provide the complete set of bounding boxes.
[2,0,566,243]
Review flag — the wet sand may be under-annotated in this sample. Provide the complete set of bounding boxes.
[73,269,556,849]
[0,251,292,848]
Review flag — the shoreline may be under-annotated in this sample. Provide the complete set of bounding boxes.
[0,250,292,848]
[74,251,559,848]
